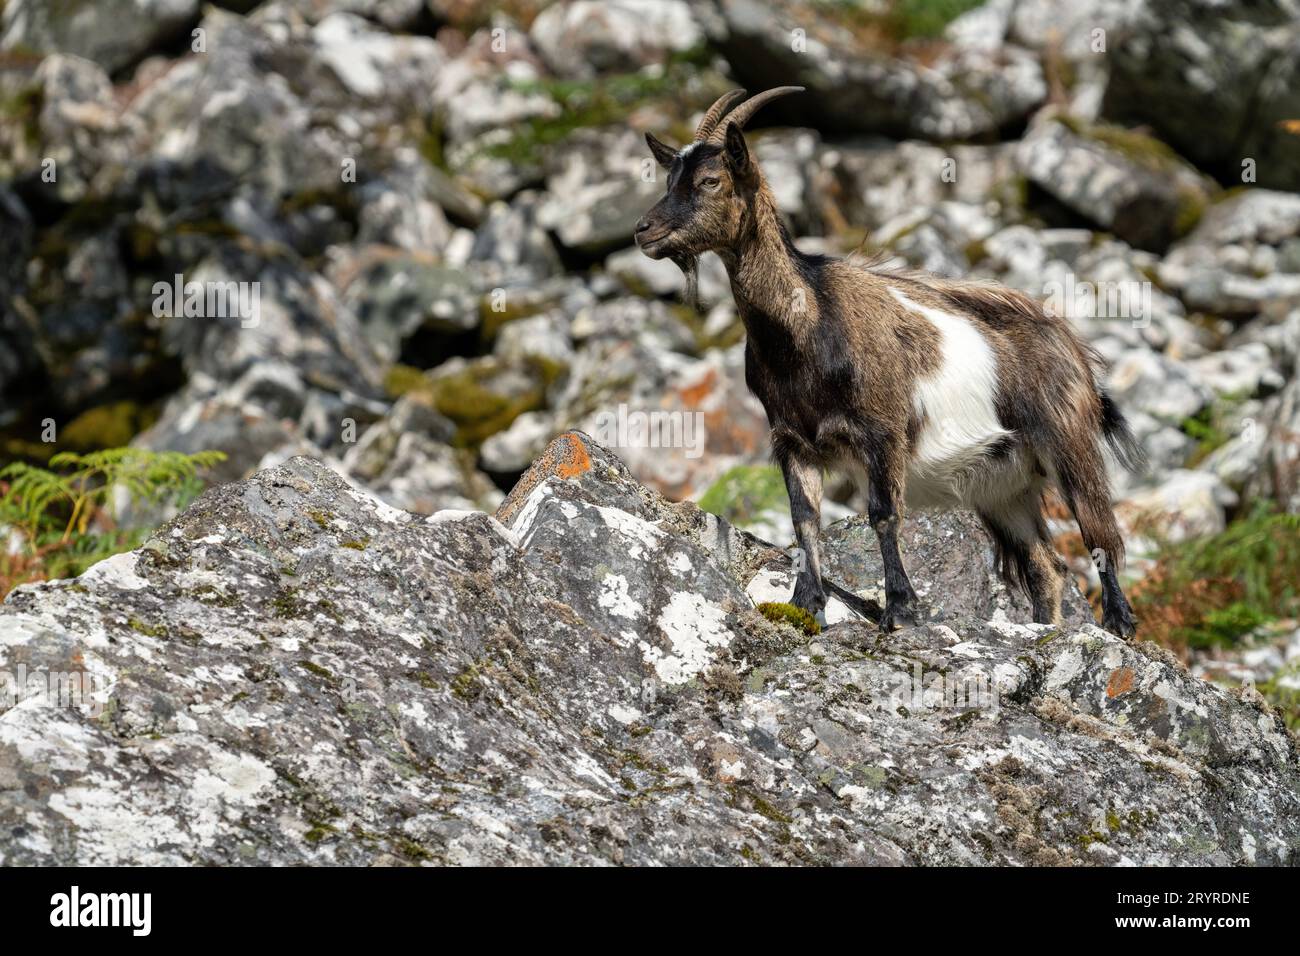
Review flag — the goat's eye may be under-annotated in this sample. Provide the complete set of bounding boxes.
[700,176,721,190]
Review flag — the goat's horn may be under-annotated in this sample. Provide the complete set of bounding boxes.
[708,86,805,142]
[694,89,747,141]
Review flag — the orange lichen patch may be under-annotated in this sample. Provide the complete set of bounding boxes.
[1106,667,1135,698]
[495,432,595,525]
[554,434,592,478]
[677,368,718,409]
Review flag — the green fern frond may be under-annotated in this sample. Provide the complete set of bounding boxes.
[0,446,227,552]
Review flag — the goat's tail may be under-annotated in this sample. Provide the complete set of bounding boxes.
[1098,388,1146,475]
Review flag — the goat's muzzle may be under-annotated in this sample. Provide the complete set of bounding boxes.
[634,216,674,259]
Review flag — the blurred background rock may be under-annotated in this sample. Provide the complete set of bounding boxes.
[0,0,1298,713]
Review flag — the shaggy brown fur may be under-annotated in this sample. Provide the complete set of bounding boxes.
[636,89,1144,637]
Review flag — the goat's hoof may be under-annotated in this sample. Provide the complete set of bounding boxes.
[1103,611,1137,641]
[791,582,827,617]
[879,601,918,632]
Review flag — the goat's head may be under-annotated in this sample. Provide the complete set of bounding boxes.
[634,87,803,304]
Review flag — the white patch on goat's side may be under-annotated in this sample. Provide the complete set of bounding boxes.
[889,288,1015,508]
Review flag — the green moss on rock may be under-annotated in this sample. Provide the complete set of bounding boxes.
[757,602,821,636]
[383,364,428,399]
[697,465,789,526]
[61,401,157,452]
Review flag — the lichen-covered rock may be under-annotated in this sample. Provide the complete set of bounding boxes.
[1,0,200,73]
[2,434,1297,866]
[1158,191,1300,316]
[341,396,502,515]
[330,246,481,365]
[705,0,1046,141]
[537,129,665,256]
[1249,378,1300,514]
[1017,114,1213,252]
[23,53,138,202]
[1105,0,1300,192]
[528,0,704,79]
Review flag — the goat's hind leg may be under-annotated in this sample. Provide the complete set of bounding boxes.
[1054,440,1138,639]
[779,455,827,616]
[978,494,1067,625]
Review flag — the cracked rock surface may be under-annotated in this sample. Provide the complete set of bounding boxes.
[1,433,1297,865]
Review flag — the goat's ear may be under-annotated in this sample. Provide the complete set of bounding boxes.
[644,132,677,170]
[724,123,751,177]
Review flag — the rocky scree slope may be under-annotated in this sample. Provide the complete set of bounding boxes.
[1,433,1297,866]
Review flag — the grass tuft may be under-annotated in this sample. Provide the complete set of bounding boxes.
[1128,504,1300,652]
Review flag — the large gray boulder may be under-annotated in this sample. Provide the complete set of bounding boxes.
[1105,0,1300,191]
[704,0,1046,141]
[1,0,200,73]
[1,434,1296,865]
[529,0,704,78]
[1248,378,1300,515]
[1159,190,1300,317]
[1016,113,1214,252]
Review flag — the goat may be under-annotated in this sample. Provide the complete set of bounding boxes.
[634,87,1145,638]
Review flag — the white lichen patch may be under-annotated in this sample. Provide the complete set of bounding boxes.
[1044,647,1085,691]
[596,574,642,620]
[192,750,277,806]
[744,568,792,605]
[992,661,1025,696]
[223,705,269,732]
[1152,680,1209,720]
[641,591,732,684]
[594,505,665,561]
[426,508,479,524]
[1008,731,1068,767]
[79,551,150,591]
[987,616,1055,641]
[48,783,189,865]
[836,784,883,814]
[666,551,693,575]
[0,613,63,650]
[399,699,432,728]
[4,709,97,774]
[507,478,559,546]
[342,482,411,524]
[607,703,642,725]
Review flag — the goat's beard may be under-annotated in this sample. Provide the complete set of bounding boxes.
[671,254,700,313]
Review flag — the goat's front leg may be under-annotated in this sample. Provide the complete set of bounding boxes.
[779,455,826,616]
[864,437,919,631]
